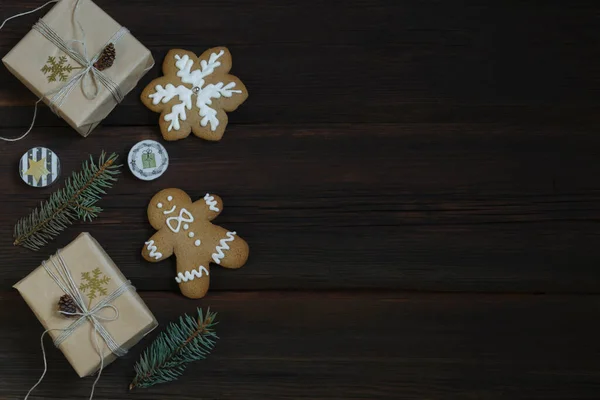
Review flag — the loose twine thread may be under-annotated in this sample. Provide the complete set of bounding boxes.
[25,249,134,400]
[0,0,155,142]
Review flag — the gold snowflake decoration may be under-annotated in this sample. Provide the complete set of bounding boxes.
[41,55,81,83]
[79,267,111,303]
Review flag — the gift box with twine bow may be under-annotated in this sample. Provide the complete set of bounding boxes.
[2,0,154,137]
[14,233,157,377]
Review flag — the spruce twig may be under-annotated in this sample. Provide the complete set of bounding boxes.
[130,308,218,390]
[13,152,121,251]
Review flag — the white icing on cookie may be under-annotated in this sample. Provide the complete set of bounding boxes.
[195,239,201,246]
[157,202,163,209]
[168,196,173,201]
[166,208,194,233]
[175,265,209,283]
[204,193,220,212]
[150,84,192,131]
[163,205,177,215]
[196,82,241,131]
[149,51,242,132]
[183,224,189,230]
[212,231,236,264]
[188,232,195,238]
[145,240,163,260]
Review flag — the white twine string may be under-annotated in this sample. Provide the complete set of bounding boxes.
[24,250,134,400]
[34,19,128,107]
[0,0,132,142]
[0,0,58,142]
[0,0,59,31]
[0,98,43,142]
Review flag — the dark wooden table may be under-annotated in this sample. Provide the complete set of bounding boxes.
[1,1,599,399]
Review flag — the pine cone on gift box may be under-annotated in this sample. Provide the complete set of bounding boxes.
[58,294,80,317]
[93,43,116,71]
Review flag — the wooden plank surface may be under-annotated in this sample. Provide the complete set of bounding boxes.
[0,1,598,125]
[0,125,599,292]
[2,291,600,400]
[0,0,598,399]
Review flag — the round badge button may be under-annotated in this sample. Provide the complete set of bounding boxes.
[128,140,169,181]
[19,147,61,188]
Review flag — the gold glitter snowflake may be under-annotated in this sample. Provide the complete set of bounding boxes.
[41,55,81,83]
[79,267,110,303]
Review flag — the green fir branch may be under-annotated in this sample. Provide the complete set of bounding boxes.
[13,152,121,251]
[130,308,218,390]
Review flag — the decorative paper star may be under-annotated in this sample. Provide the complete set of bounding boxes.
[23,157,49,184]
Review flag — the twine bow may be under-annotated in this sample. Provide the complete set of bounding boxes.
[32,18,127,112]
[44,250,132,355]
[0,0,155,142]
[24,250,135,400]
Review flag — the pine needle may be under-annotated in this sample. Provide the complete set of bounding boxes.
[130,308,218,390]
[13,151,122,251]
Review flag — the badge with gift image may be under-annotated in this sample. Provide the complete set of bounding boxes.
[128,140,169,181]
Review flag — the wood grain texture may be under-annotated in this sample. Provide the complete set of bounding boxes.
[0,1,598,125]
[2,291,600,400]
[0,0,599,398]
[0,125,599,292]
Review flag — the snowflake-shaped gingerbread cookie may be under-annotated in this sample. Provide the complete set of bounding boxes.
[141,47,248,141]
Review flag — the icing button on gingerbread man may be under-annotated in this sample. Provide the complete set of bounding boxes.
[141,189,249,299]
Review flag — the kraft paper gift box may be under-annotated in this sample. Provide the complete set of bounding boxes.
[2,0,153,137]
[14,233,158,377]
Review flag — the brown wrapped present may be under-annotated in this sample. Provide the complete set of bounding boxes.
[14,233,157,377]
[2,0,153,137]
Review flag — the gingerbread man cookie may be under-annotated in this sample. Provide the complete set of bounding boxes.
[141,47,248,141]
[141,189,249,299]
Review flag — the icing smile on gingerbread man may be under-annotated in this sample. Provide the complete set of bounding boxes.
[142,189,249,299]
